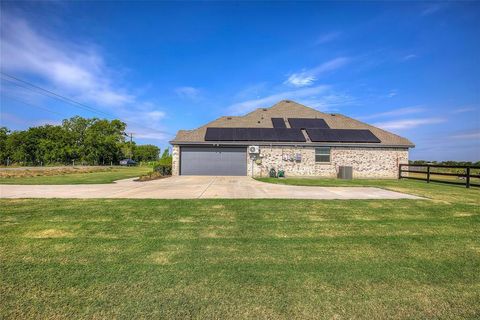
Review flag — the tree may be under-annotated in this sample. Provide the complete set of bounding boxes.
[134,144,160,162]
[83,119,127,165]
[0,119,176,167]
[159,148,172,165]
[0,127,9,164]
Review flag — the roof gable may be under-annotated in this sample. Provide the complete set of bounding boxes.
[172,100,414,147]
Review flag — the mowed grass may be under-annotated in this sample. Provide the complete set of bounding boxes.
[0,166,152,185]
[1,181,479,319]
[257,177,480,203]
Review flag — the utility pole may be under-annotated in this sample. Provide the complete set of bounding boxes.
[126,132,133,159]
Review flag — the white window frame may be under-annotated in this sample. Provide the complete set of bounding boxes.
[315,147,331,163]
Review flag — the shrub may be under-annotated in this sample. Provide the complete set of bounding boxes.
[153,157,172,176]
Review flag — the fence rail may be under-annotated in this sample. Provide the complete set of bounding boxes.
[399,164,480,188]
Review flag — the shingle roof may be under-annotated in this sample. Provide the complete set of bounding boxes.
[171,100,414,147]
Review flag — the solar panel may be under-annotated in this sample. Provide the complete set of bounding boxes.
[205,128,306,142]
[288,118,330,129]
[271,118,287,128]
[306,129,381,143]
[204,127,221,141]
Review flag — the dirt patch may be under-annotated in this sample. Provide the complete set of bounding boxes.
[0,166,112,178]
[150,252,172,265]
[25,229,74,238]
[453,212,473,217]
[135,172,171,182]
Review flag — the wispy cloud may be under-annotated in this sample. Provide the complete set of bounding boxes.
[451,107,477,114]
[374,117,445,130]
[387,90,398,98]
[228,85,330,114]
[402,54,417,61]
[421,3,447,16]
[175,86,201,101]
[284,57,350,88]
[0,11,169,141]
[1,15,133,107]
[314,31,342,45]
[360,106,426,120]
[284,74,316,87]
[451,131,480,140]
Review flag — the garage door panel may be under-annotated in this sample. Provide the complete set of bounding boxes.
[180,147,247,176]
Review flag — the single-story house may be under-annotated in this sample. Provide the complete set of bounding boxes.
[170,100,414,178]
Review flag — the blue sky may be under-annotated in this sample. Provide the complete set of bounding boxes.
[1,1,479,161]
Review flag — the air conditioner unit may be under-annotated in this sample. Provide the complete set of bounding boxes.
[248,145,260,154]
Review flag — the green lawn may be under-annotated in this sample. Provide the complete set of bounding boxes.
[1,181,479,319]
[0,166,152,185]
[257,177,480,203]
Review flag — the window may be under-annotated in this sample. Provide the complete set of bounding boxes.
[315,147,330,163]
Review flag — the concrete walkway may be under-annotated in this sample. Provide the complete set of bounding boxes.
[0,176,422,200]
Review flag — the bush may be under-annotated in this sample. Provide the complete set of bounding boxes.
[153,164,172,176]
[153,157,172,176]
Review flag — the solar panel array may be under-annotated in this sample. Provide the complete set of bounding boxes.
[288,118,330,129]
[306,129,381,143]
[205,128,306,142]
[271,118,287,128]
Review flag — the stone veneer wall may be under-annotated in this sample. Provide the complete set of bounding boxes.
[171,145,409,178]
[172,145,180,176]
[247,146,408,178]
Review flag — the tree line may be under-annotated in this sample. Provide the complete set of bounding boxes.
[0,116,164,166]
[410,160,480,166]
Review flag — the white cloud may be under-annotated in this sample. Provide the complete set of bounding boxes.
[284,57,350,87]
[0,12,170,142]
[314,31,342,45]
[228,85,330,114]
[175,86,201,100]
[284,74,316,87]
[1,15,133,107]
[146,111,166,122]
[374,118,445,130]
[360,106,426,120]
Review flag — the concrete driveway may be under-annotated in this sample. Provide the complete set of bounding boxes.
[0,176,421,200]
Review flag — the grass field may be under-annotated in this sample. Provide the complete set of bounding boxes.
[1,180,479,318]
[0,166,152,185]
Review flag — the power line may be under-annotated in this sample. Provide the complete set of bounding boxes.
[1,93,68,118]
[1,72,113,118]
[0,71,173,137]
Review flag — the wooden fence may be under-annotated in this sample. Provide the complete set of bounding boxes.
[399,164,480,188]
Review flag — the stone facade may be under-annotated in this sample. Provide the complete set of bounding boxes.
[172,145,180,176]
[172,145,408,178]
[246,146,408,178]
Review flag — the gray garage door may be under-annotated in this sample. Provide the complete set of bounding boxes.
[180,146,247,176]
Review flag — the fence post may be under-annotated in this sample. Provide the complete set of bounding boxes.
[427,165,430,183]
[398,164,403,179]
[466,167,470,188]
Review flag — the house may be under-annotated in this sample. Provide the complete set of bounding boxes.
[170,100,414,178]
